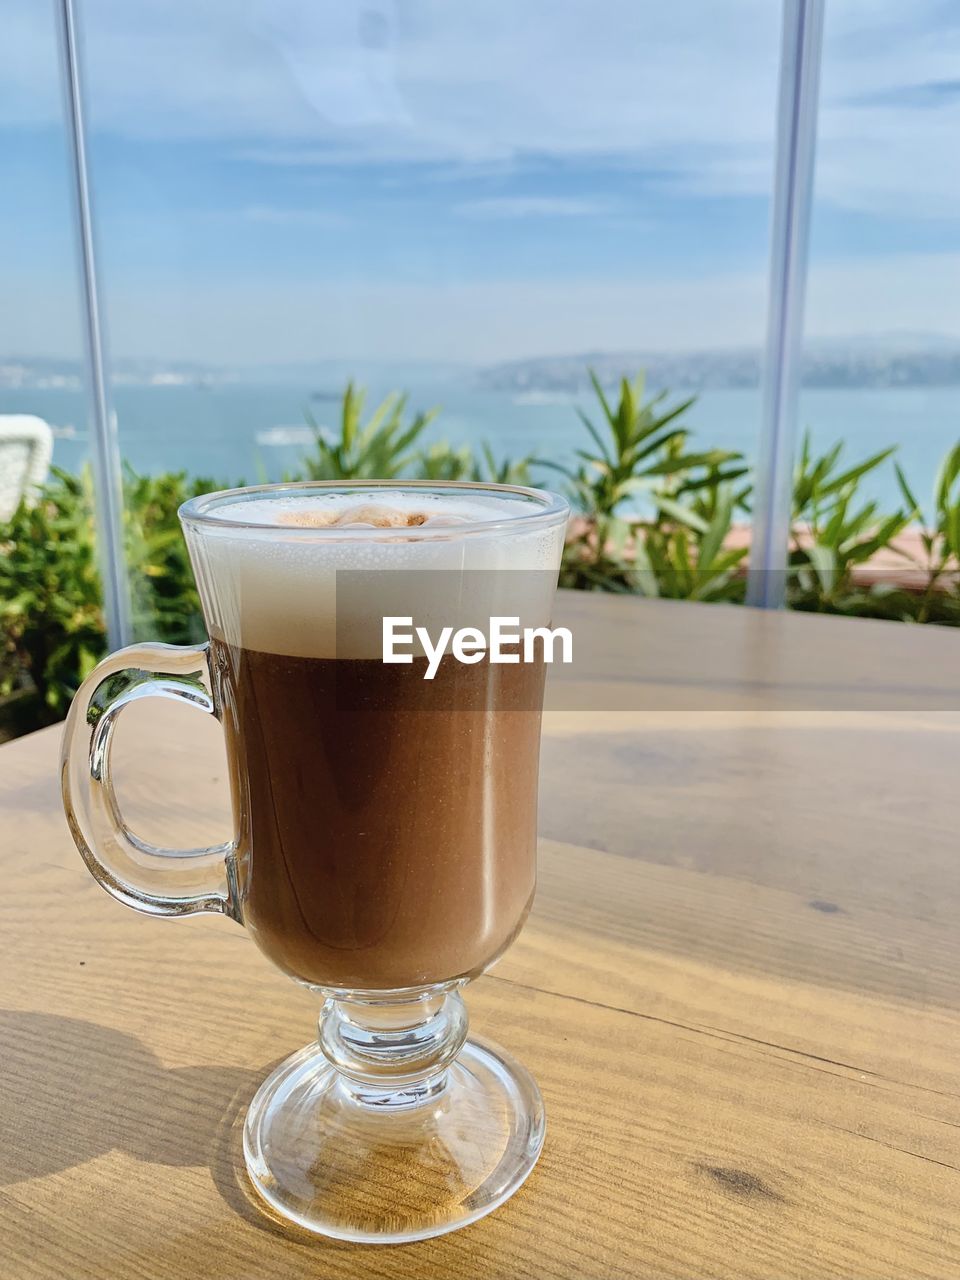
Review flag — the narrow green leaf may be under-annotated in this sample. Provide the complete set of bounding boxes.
[575,409,615,465]
[698,486,733,568]
[630,536,661,598]
[588,369,616,428]
[820,447,897,498]
[894,462,922,520]
[357,391,399,447]
[655,496,709,534]
[632,426,690,465]
[934,442,960,513]
[806,542,836,594]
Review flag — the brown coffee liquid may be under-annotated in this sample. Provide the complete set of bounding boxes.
[210,638,545,989]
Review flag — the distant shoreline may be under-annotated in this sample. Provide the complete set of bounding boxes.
[6,339,960,395]
[477,347,960,394]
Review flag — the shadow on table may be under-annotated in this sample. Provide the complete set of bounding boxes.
[0,1009,256,1185]
[205,1046,351,1247]
[0,1009,346,1249]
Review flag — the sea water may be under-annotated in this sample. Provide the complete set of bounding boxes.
[2,376,958,514]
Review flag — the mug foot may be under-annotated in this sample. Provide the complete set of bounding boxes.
[242,1035,545,1243]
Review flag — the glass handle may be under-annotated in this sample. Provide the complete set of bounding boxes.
[60,641,239,919]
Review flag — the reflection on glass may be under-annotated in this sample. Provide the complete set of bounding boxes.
[3,0,789,708]
[70,5,778,494]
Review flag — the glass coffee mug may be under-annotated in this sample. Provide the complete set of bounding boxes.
[61,480,568,1243]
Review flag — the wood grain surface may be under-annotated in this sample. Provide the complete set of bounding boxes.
[1,594,958,1279]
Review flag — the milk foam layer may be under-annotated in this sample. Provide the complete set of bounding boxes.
[208,490,528,529]
[185,490,566,658]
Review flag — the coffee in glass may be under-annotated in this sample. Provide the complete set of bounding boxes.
[61,481,568,1242]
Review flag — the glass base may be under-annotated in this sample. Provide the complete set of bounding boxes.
[242,1034,545,1243]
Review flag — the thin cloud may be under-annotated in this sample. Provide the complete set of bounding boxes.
[3,0,959,215]
[845,78,960,109]
[7,253,960,363]
[454,196,613,220]
[242,205,347,227]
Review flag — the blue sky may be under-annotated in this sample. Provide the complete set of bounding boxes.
[2,0,959,364]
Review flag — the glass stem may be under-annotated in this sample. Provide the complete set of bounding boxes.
[318,983,469,1107]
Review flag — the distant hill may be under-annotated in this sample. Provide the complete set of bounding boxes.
[478,341,960,393]
[6,340,960,395]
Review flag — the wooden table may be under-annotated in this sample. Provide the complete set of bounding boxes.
[2,595,959,1279]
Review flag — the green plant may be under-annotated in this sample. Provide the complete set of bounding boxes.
[472,444,532,487]
[788,432,913,614]
[635,485,749,602]
[416,441,532,486]
[554,370,747,593]
[3,374,960,746]
[123,467,217,644]
[557,370,691,517]
[0,467,105,727]
[895,443,960,623]
[0,465,220,734]
[298,382,438,481]
[416,441,476,482]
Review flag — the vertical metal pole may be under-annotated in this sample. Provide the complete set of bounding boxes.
[746,0,825,609]
[55,0,133,647]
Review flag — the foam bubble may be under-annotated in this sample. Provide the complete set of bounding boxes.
[184,490,566,658]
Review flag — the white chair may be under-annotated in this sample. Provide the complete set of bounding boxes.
[0,415,54,522]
